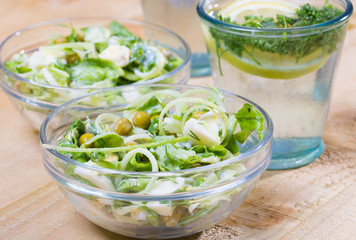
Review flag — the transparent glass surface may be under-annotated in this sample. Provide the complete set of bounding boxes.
[141,0,210,77]
[0,17,191,130]
[197,0,353,169]
[40,84,273,239]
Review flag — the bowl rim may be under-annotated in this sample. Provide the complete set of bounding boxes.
[40,84,273,199]
[197,0,353,36]
[0,17,191,91]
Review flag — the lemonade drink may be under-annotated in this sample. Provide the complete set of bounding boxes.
[197,0,353,169]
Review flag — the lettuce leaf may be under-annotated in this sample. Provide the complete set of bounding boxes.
[57,139,87,162]
[109,20,136,38]
[81,132,124,148]
[138,206,161,227]
[115,178,150,193]
[191,145,228,158]
[234,103,264,143]
[40,42,98,60]
[148,117,159,135]
[33,63,70,87]
[63,119,85,145]
[137,95,165,116]
[70,58,124,87]
[4,54,29,73]
[129,43,157,72]
[154,143,200,171]
[82,26,110,43]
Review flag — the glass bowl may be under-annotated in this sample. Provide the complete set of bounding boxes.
[0,17,191,130]
[40,84,273,239]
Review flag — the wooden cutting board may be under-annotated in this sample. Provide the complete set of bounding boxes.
[0,0,355,239]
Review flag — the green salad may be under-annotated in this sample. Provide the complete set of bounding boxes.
[5,21,183,88]
[44,88,264,227]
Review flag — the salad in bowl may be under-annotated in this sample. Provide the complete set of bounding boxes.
[41,85,273,238]
[0,18,190,130]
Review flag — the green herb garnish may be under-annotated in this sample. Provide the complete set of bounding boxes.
[211,3,345,75]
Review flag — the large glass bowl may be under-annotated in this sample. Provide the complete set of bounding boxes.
[0,17,191,130]
[40,84,273,239]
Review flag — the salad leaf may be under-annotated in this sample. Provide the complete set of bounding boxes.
[95,42,109,53]
[94,159,120,170]
[33,63,70,87]
[82,26,110,43]
[137,95,165,116]
[115,178,150,193]
[88,151,107,161]
[164,57,183,71]
[154,143,200,171]
[148,117,159,135]
[70,58,124,87]
[235,103,264,143]
[123,153,152,171]
[40,42,98,60]
[191,145,228,158]
[84,117,100,135]
[207,145,228,158]
[81,132,124,148]
[221,115,239,154]
[57,139,87,162]
[193,177,206,187]
[112,200,132,208]
[109,20,136,38]
[225,136,239,155]
[4,54,29,73]
[129,43,157,72]
[63,119,85,145]
[65,25,83,43]
[138,206,161,227]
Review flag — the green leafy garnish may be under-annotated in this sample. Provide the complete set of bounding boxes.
[235,103,264,143]
[211,3,345,75]
[63,119,85,145]
[109,21,136,38]
[115,178,150,192]
[81,133,124,148]
[154,143,201,171]
[137,95,165,116]
[70,58,124,87]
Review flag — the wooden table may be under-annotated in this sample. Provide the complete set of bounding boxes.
[0,0,355,239]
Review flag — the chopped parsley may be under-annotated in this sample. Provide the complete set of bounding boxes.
[210,3,345,75]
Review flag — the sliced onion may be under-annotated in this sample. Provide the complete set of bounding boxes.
[133,46,166,80]
[124,134,152,144]
[120,148,158,172]
[95,113,120,134]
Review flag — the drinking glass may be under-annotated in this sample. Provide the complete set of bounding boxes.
[197,0,353,169]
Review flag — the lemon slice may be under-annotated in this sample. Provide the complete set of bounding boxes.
[203,0,328,79]
[219,46,328,79]
[219,0,299,22]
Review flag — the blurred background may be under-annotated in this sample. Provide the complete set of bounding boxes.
[0,0,142,40]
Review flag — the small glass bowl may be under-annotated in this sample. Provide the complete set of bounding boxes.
[0,17,191,130]
[40,84,273,239]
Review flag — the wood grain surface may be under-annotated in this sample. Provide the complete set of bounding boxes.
[0,0,355,239]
